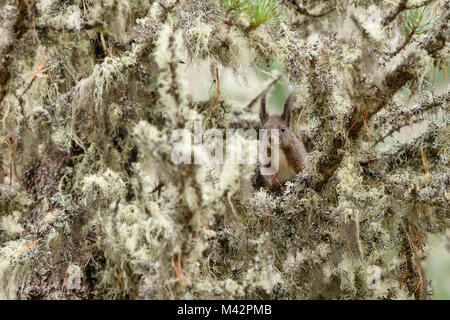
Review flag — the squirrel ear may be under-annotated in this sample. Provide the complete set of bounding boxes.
[282,92,295,125]
[260,90,269,124]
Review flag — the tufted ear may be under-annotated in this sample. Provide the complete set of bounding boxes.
[282,92,295,125]
[259,90,269,124]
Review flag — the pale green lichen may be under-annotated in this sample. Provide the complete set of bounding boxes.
[0,0,448,300]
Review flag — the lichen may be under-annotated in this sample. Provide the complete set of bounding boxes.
[0,0,448,300]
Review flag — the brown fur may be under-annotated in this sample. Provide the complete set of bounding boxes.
[258,91,307,192]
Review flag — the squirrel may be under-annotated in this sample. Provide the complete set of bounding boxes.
[256,91,307,192]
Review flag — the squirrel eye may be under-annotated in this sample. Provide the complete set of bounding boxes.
[281,127,285,132]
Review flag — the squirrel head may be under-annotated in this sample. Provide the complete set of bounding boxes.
[259,91,295,149]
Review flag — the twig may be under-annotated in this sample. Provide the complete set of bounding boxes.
[404,223,425,299]
[367,161,392,183]
[315,45,328,66]
[295,104,307,137]
[283,1,335,18]
[265,215,270,230]
[346,108,362,134]
[350,15,370,39]
[17,238,42,255]
[404,252,408,287]
[24,19,37,45]
[61,268,68,294]
[5,132,18,188]
[419,145,432,183]
[400,249,405,289]
[305,127,312,139]
[414,223,430,248]
[171,253,189,285]
[389,20,419,57]
[374,92,449,143]
[215,67,220,111]
[382,0,435,26]
[243,74,281,112]
[443,63,448,86]
[82,0,89,19]
[34,20,102,32]
[362,109,372,144]
[1,99,10,121]
[412,222,427,256]
[420,1,449,55]
[383,0,408,26]
[405,229,420,257]
[18,54,48,103]
[157,0,180,22]
[412,259,423,300]
[406,0,436,10]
